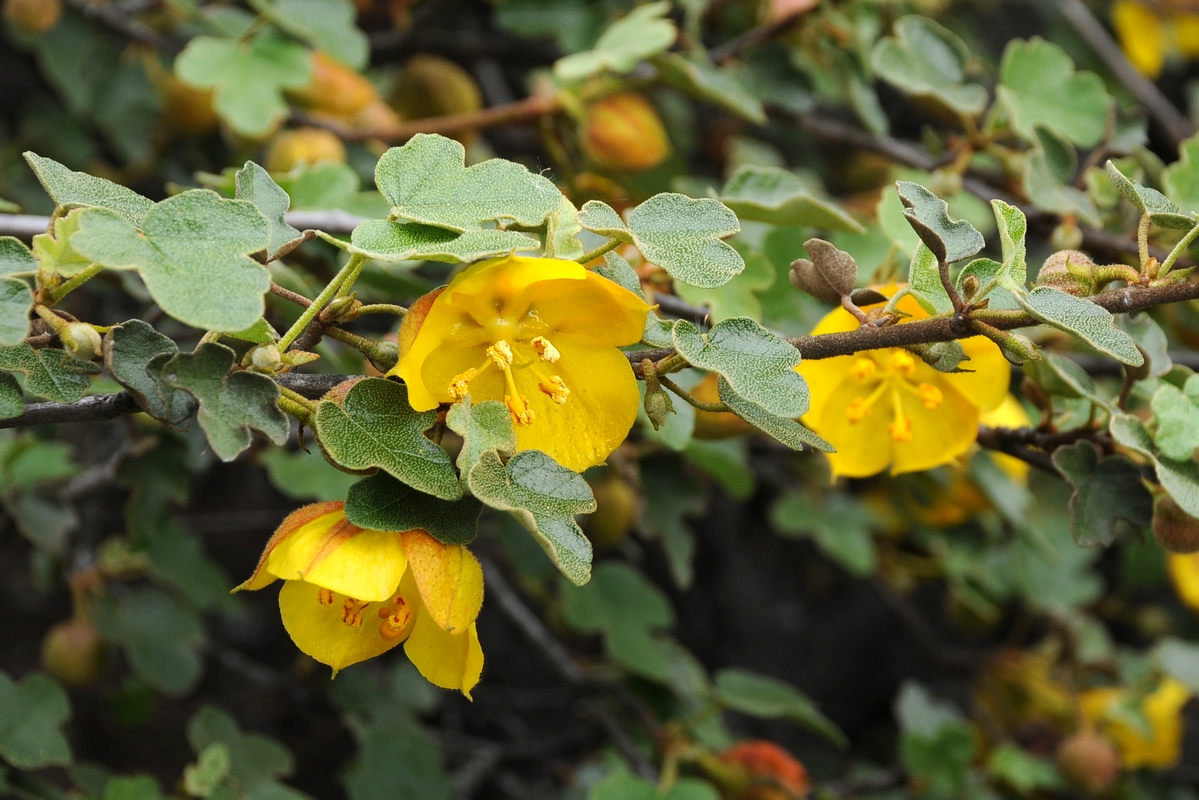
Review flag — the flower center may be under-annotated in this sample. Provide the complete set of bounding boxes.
[843,350,943,441]
[447,336,572,425]
[377,596,413,640]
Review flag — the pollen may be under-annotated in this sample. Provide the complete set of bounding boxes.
[846,397,872,422]
[849,358,876,380]
[506,393,536,425]
[340,598,367,628]
[538,375,570,404]
[485,339,514,369]
[318,588,335,606]
[448,368,478,401]
[379,598,412,640]
[918,383,943,410]
[889,350,917,376]
[531,336,560,363]
[889,416,913,442]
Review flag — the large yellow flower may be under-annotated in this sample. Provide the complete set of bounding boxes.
[796,286,1009,478]
[235,502,485,696]
[1113,0,1199,79]
[393,255,651,472]
[1079,677,1192,769]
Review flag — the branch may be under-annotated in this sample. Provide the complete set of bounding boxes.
[0,211,365,241]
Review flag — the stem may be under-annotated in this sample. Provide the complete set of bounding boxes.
[575,238,622,265]
[1160,222,1199,278]
[325,327,399,371]
[939,257,965,314]
[33,304,70,335]
[356,303,408,317]
[1138,214,1152,271]
[839,294,869,324]
[45,263,104,303]
[334,257,366,300]
[277,255,365,351]
[658,375,728,413]
[654,354,688,375]
[277,385,318,421]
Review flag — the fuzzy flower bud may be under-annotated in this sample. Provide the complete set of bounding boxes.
[582,92,671,173]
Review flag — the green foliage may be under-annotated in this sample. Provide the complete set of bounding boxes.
[717,377,831,452]
[24,152,154,224]
[719,165,861,231]
[95,589,205,696]
[0,671,71,769]
[997,38,1112,147]
[553,1,676,82]
[1151,374,1199,460]
[445,395,517,478]
[590,771,718,800]
[1016,287,1143,365]
[344,472,481,544]
[186,706,309,799]
[103,320,196,429]
[771,491,876,575]
[1052,442,1153,547]
[654,52,766,123]
[249,0,368,69]
[871,16,986,114]
[562,561,674,678]
[235,162,302,261]
[896,180,985,265]
[1106,160,1195,229]
[714,668,845,746]
[0,343,97,402]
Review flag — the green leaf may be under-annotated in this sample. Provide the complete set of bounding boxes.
[990,199,1028,291]
[906,243,953,314]
[104,775,166,800]
[1155,638,1199,692]
[345,221,538,263]
[719,166,862,231]
[260,447,358,502]
[103,320,196,429]
[553,1,676,82]
[31,214,94,279]
[870,16,986,114]
[628,194,743,289]
[717,376,832,452]
[590,771,718,800]
[24,152,153,224]
[0,671,71,769]
[672,318,807,418]
[71,191,272,332]
[1024,351,1107,406]
[1151,375,1199,461]
[640,461,704,588]
[184,743,231,797]
[577,200,628,240]
[997,38,1112,147]
[162,342,289,462]
[896,180,984,265]
[1052,442,1152,547]
[1119,313,1172,378]
[771,491,875,575]
[344,472,482,545]
[466,449,595,585]
[1025,148,1101,228]
[445,395,516,478]
[0,343,96,403]
[95,588,204,696]
[0,237,38,277]
[653,52,766,124]
[714,668,846,747]
[175,32,312,137]
[987,744,1061,792]
[235,162,301,260]
[1164,135,1199,212]
[343,716,451,800]
[1105,160,1195,229]
[545,196,586,260]
[1015,286,1144,366]
[0,279,32,347]
[1110,413,1199,517]
[374,134,561,233]
[0,373,23,420]
[250,0,368,69]
[313,378,461,500]
[186,705,304,794]
[561,561,673,679]
[675,242,774,322]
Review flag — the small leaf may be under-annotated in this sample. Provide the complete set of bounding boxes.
[990,199,1028,291]
[103,320,196,429]
[260,447,359,502]
[0,237,38,277]
[676,243,775,322]
[560,561,673,678]
[627,194,743,289]
[1111,413,1199,518]
[673,318,807,418]
[466,449,595,585]
[95,588,204,696]
[24,152,153,224]
[313,378,461,500]
[1025,148,1101,227]
[719,165,862,231]
[577,200,629,240]
[896,180,985,264]
[235,161,301,260]
[345,472,482,545]
[445,395,516,479]
[346,221,538,263]
[1024,351,1107,406]
[545,196,586,260]
[249,0,368,69]
[788,238,858,304]
[71,191,272,332]
[1151,375,1199,461]
[0,373,23,420]
[186,705,298,790]
[997,38,1113,147]
[162,342,288,461]
[184,743,231,797]
[654,52,766,123]
[0,671,71,769]
[714,668,846,747]
[374,134,561,233]
[1163,135,1199,212]
[906,243,953,314]
[1105,160,1195,229]
[870,16,986,114]
[1052,442,1153,546]
[0,343,96,403]
[1156,638,1199,692]
[717,376,832,452]
[553,1,676,82]
[1015,286,1144,365]
[31,214,94,279]
[0,279,32,347]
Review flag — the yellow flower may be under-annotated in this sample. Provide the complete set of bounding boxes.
[796,286,1010,478]
[1113,0,1199,79]
[235,502,485,695]
[1079,677,1192,769]
[393,255,651,472]
[1168,550,1199,611]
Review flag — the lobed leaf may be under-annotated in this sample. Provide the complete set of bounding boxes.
[345,472,482,545]
[717,376,832,452]
[445,395,517,479]
[103,320,196,429]
[553,1,676,82]
[24,152,154,224]
[654,52,766,123]
[1106,160,1195,229]
[896,180,985,265]
[1052,442,1153,547]
[870,16,986,115]
[250,0,368,69]
[0,343,97,403]
[1015,287,1143,365]
[719,166,862,231]
[0,237,38,277]
[0,671,71,769]
[235,161,302,260]
[997,38,1112,148]
[346,220,538,263]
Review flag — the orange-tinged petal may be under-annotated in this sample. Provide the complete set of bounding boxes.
[234,502,345,592]
[510,333,641,471]
[399,572,484,697]
[1113,1,1167,78]
[400,530,484,633]
[266,516,407,602]
[890,379,980,475]
[278,579,411,674]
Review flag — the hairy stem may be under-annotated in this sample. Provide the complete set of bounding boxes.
[277,254,365,351]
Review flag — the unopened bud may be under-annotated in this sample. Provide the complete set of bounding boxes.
[264,127,347,173]
[1050,220,1085,251]
[644,386,675,430]
[960,274,981,304]
[582,92,671,173]
[41,619,106,688]
[288,52,378,117]
[1154,494,1199,553]
[389,55,483,140]
[367,340,399,373]
[1036,250,1097,296]
[789,238,857,304]
[322,295,360,324]
[3,0,61,34]
[1057,731,1120,794]
[61,323,103,361]
[246,344,283,373]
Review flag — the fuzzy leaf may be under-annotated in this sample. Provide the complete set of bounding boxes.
[1052,442,1153,546]
[1151,375,1199,461]
[1106,161,1195,229]
[103,320,196,429]
[345,472,482,545]
[1110,413,1199,518]
[346,221,538,263]
[445,395,516,479]
[997,38,1112,147]
[717,376,832,452]
[24,152,153,224]
[235,161,301,260]
[627,194,743,289]
[0,237,38,277]
[990,199,1028,290]
[870,16,986,114]
[896,180,984,265]
[0,279,32,347]
[720,166,862,231]
[0,344,96,403]
[1016,287,1143,365]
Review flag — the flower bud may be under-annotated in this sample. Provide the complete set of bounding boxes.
[60,323,103,361]
[264,127,347,173]
[960,274,981,304]
[161,76,218,134]
[1036,250,1097,296]
[717,740,810,800]
[389,55,482,141]
[584,473,639,549]
[789,238,857,304]
[1057,731,1120,794]
[582,92,671,173]
[644,385,675,430]
[289,51,378,117]
[1153,494,1199,553]
[1050,220,1084,251]
[41,619,106,688]
[3,0,61,34]
[246,344,283,374]
[322,295,360,324]
[367,339,399,374]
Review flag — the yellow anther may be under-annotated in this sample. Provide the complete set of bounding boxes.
[918,383,943,410]
[317,588,335,606]
[889,350,917,376]
[340,598,366,628]
[505,393,536,426]
[531,336,560,363]
[539,375,570,404]
[889,416,913,442]
[379,598,412,640]
[448,368,478,401]
[486,339,514,369]
[846,397,872,422]
[849,358,876,380]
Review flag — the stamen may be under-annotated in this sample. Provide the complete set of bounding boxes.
[846,398,871,422]
[918,383,943,410]
[448,368,478,401]
[530,336,560,363]
[889,387,912,442]
[501,360,535,425]
[889,351,917,377]
[340,598,367,628]
[849,358,876,380]
[379,598,412,640]
[317,588,335,606]
[486,340,514,369]
[538,375,570,404]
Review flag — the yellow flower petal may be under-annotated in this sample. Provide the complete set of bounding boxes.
[234,502,345,593]
[1081,678,1192,769]
[265,516,406,603]
[278,579,411,674]
[520,272,650,346]
[1113,0,1168,78]
[1169,552,1199,611]
[980,394,1033,482]
[400,572,484,697]
[400,530,484,633]
[890,379,980,475]
[814,378,895,478]
[1175,13,1199,58]
[944,335,1010,413]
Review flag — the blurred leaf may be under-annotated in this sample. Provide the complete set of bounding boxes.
[313,378,461,500]
[1025,148,1102,228]
[104,775,166,800]
[343,716,451,800]
[184,743,231,797]
[1024,351,1107,406]
[1151,375,1199,460]
[896,683,975,798]
[187,706,308,798]
[717,376,831,452]
[640,459,704,587]
[344,472,482,544]
[24,152,153,224]
[998,38,1112,147]
[715,668,845,746]
[0,671,71,769]
[145,524,236,613]
[260,447,358,501]
[771,491,875,575]
[1016,287,1143,366]
[162,343,288,462]
[1119,313,1171,378]
[554,1,676,82]
[250,0,368,69]
[1164,135,1199,212]
[986,744,1061,791]
[103,320,196,429]
[0,343,97,403]
[561,561,673,679]
[871,16,985,114]
[686,438,754,501]
[719,165,861,231]
[0,238,37,277]
[1106,161,1195,229]
[235,162,301,261]
[654,53,766,123]
[590,770,718,800]
[1052,442,1152,546]
[96,589,204,696]
[1155,638,1199,691]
